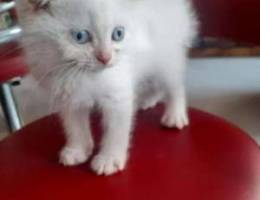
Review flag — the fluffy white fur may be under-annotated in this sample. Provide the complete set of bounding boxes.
[16,0,197,175]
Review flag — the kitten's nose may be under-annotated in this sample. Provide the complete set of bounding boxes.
[95,51,112,65]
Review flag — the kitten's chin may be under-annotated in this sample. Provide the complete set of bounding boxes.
[90,63,115,72]
[85,64,113,73]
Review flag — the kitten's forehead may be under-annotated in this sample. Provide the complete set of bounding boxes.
[53,0,126,29]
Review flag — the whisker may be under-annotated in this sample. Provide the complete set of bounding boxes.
[47,63,80,113]
[21,61,77,112]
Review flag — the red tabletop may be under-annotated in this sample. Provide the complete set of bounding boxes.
[0,107,259,200]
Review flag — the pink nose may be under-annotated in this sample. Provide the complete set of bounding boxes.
[95,52,112,65]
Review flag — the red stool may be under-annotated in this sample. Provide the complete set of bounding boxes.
[0,107,259,200]
[0,41,28,132]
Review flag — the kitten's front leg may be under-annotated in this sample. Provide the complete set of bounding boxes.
[59,109,94,166]
[91,97,134,176]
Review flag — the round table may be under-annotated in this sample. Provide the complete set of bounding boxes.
[0,107,259,200]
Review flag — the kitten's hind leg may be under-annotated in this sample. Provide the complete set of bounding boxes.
[161,83,189,129]
[140,92,162,110]
[59,109,94,166]
[138,79,162,110]
[160,54,189,129]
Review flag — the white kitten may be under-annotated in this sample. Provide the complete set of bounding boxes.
[16,0,197,175]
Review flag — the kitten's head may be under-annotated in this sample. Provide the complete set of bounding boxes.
[17,0,133,73]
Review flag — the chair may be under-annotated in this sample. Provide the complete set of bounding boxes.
[0,41,28,132]
[0,1,28,132]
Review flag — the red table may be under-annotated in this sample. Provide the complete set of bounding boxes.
[0,107,259,200]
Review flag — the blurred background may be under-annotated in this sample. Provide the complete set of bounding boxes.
[0,0,259,144]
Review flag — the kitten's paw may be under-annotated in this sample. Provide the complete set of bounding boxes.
[91,152,127,176]
[59,145,93,166]
[161,110,189,130]
[140,95,161,110]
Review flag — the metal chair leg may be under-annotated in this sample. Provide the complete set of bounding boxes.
[0,83,22,132]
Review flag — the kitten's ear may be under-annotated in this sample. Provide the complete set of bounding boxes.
[28,0,51,12]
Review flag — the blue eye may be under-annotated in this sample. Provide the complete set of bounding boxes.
[112,26,125,42]
[71,30,91,44]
